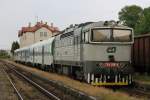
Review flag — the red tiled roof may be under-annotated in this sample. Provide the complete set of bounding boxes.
[18,21,59,37]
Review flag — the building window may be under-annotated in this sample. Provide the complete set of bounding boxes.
[24,35,26,40]
[40,32,43,37]
[44,32,47,37]
[40,32,47,37]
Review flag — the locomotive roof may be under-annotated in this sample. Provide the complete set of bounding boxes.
[60,21,129,35]
[30,37,55,48]
[15,46,29,52]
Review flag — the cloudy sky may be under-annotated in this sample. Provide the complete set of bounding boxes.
[0,0,149,49]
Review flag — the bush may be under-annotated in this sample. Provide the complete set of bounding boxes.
[0,50,10,59]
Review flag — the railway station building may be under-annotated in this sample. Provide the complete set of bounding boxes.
[18,21,59,48]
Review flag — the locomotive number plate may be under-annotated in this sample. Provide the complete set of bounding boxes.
[107,47,116,53]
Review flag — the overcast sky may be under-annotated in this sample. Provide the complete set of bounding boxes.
[0,0,149,49]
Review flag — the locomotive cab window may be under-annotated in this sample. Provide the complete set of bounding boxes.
[91,29,111,42]
[113,29,132,42]
[90,28,132,42]
[82,30,89,43]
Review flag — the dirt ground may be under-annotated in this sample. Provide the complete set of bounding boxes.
[6,60,147,100]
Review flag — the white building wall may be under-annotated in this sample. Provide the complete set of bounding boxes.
[34,27,53,42]
[20,32,34,47]
[19,36,23,48]
[20,34,25,48]
[24,32,34,47]
[19,27,53,48]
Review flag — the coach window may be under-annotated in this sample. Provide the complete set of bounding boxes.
[77,36,80,44]
[65,38,67,46]
[85,32,89,43]
[56,41,58,47]
[82,32,85,43]
[70,38,72,45]
[69,38,71,46]
[62,39,64,47]
[76,37,78,44]
[58,41,60,47]
[71,38,73,45]
[74,36,77,45]
[24,35,26,40]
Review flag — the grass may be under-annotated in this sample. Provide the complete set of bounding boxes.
[133,73,150,84]
[0,56,10,59]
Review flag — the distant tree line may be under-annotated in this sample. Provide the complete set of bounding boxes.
[119,5,150,35]
[0,50,10,58]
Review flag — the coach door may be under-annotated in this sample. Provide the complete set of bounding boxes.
[42,46,44,65]
[33,48,35,64]
[74,36,80,60]
[25,50,27,62]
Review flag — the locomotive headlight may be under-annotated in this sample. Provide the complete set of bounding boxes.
[99,62,120,68]
[104,62,119,68]
[98,63,103,67]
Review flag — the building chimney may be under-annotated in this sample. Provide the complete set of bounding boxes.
[36,22,41,27]
[51,23,53,27]
[45,22,47,25]
[28,22,31,27]
[41,20,43,24]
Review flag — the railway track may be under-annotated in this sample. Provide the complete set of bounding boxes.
[4,60,150,100]
[2,65,23,100]
[114,83,150,99]
[2,61,94,100]
[129,85,150,98]
[0,62,20,100]
[2,61,61,100]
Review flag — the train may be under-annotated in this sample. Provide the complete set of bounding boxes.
[14,21,134,85]
[132,34,150,74]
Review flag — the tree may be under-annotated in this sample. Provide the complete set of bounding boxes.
[118,5,143,30]
[135,7,150,34]
[11,41,20,55]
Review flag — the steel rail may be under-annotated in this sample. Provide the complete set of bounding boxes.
[6,64,61,100]
[2,66,24,100]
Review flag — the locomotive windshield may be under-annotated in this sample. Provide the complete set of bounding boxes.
[91,29,111,42]
[91,28,132,42]
[113,29,131,42]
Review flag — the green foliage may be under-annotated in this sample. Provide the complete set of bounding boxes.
[119,5,150,35]
[133,73,150,83]
[0,50,10,58]
[119,5,143,29]
[11,41,20,55]
[135,7,150,35]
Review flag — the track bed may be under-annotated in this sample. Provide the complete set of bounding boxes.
[4,60,147,100]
